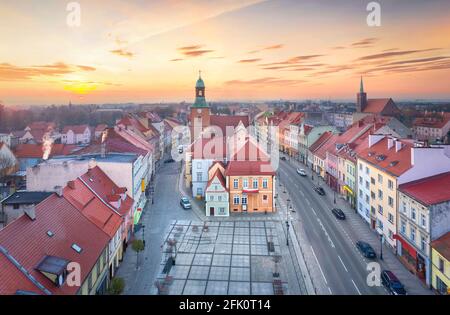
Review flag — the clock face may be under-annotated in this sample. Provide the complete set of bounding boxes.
[197,109,202,113]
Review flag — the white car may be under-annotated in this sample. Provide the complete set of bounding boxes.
[296,168,307,176]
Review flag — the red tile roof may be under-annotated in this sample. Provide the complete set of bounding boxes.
[413,113,450,129]
[210,115,249,135]
[431,232,450,262]
[315,134,338,160]
[206,168,227,191]
[399,172,450,206]
[358,137,413,176]
[14,144,78,158]
[63,174,124,238]
[0,250,45,295]
[363,99,392,114]
[225,160,275,176]
[309,131,333,154]
[62,125,89,134]
[0,194,109,295]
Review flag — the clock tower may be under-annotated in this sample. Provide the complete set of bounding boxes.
[190,71,210,140]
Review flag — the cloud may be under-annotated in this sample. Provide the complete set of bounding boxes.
[238,58,261,63]
[177,45,214,57]
[355,48,440,61]
[110,49,134,58]
[331,46,346,50]
[0,62,96,81]
[261,55,324,67]
[170,58,184,62]
[382,56,450,66]
[351,37,379,48]
[225,77,306,87]
[248,44,284,54]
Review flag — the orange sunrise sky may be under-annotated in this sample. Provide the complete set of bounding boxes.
[1,0,450,105]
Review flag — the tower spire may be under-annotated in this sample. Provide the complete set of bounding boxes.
[199,70,202,79]
[360,76,364,93]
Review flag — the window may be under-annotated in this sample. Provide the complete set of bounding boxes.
[241,195,248,205]
[438,258,444,272]
[209,195,214,201]
[196,162,202,169]
[359,163,362,171]
[411,208,416,221]
[378,174,383,184]
[359,176,362,184]
[197,187,203,195]
[233,195,240,205]
[233,179,239,189]
[218,207,226,215]
[359,189,363,197]
[253,179,258,189]
[262,195,268,203]
[262,178,268,189]
[388,179,393,190]
[371,177,376,185]
[366,194,370,203]
[378,189,383,200]
[196,172,202,181]
[388,230,393,240]
[410,227,416,242]
[13,204,20,210]
[420,236,426,252]
[401,220,406,235]
[388,213,394,224]
[378,205,383,215]
[365,166,369,174]
[421,214,426,228]
[218,195,222,202]
[365,181,369,189]
[402,202,407,213]
[377,219,383,230]
[371,191,375,199]
[243,178,248,188]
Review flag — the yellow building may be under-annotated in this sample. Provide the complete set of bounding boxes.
[431,232,450,295]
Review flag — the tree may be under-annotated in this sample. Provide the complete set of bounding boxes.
[131,239,145,270]
[108,277,125,295]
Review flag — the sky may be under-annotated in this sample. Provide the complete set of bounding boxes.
[1,0,450,105]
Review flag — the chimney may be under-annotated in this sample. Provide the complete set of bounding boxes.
[368,134,384,148]
[395,140,403,152]
[387,138,394,150]
[24,205,36,221]
[55,186,63,197]
[88,158,97,169]
[67,180,75,189]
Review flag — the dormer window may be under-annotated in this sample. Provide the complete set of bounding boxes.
[71,243,82,253]
[36,255,70,287]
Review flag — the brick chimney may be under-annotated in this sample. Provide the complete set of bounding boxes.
[24,205,36,221]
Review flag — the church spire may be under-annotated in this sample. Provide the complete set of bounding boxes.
[360,76,364,93]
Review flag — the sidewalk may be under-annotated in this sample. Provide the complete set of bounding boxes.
[283,154,433,295]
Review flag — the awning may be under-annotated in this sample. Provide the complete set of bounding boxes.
[242,189,259,193]
[343,185,354,195]
[395,234,417,258]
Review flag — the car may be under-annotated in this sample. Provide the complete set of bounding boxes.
[381,270,407,295]
[280,156,287,161]
[331,208,346,220]
[164,158,175,163]
[180,197,191,209]
[356,241,377,259]
[314,186,325,195]
[296,168,307,176]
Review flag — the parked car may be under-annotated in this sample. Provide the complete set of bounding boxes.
[381,270,407,295]
[314,186,325,195]
[296,168,307,176]
[180,197,191,209]
[331,208,346,220]
[280,156,287,161]
[356,241,377,259]
[164,158,175,163]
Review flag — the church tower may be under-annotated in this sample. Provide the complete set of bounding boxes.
[356,76,367,112]
[190,71,210,140]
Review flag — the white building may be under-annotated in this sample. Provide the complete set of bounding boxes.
[61,125,91,145]
[205,168,229,216]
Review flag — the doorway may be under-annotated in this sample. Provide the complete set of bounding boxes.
[209,207,214,216]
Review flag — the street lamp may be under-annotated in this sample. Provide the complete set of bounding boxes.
[333,190,336,204]
[286,198,291,246]
[379,232,384,261]
[142,224,146,247]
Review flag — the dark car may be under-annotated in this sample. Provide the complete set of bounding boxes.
[356,241,377,259]
[381,270,407,295]
[314,186,325,195]
[164,158,175,163]
[331,208,346,220]
[280,156,287,161]
[180,197,191,209]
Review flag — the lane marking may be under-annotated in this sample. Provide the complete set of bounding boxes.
[311,207,317,216]
[352,279,362,295]
[310,246,328,285]
[328,287,333,295]
[338,255,348,272]
[316,217,335,248]
[306,199,311,206]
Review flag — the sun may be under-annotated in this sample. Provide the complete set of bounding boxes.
[63,82,98,95]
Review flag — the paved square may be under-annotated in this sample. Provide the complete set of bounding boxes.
[154,220,291,295]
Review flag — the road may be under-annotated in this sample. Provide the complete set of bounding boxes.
[278,158,386,295]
